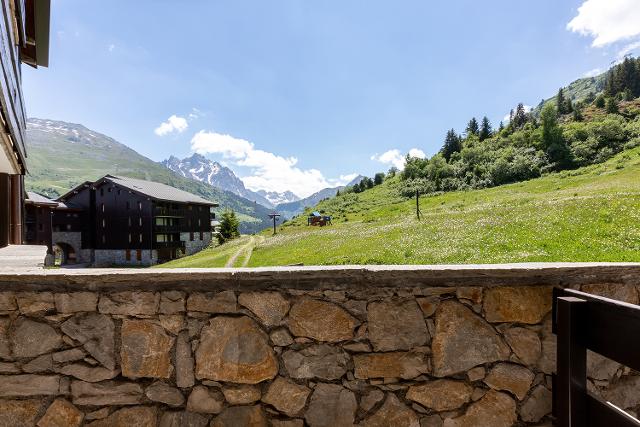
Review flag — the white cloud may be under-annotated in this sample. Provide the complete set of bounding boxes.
[188,108,203,120]
[616,40,640,60]
[190,130,347,197]
[371,148,426,170]
[583,68,603,77]
[154,115,188,136]
[567,0,640,47]
[408,148,427,159]
[108,44,115,52]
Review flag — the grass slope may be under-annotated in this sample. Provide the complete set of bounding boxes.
[25,119,272,233]
[174,146,640,267]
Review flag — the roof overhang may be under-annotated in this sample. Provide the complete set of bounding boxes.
[20,0,50,68]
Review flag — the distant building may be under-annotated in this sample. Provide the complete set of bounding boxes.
[27,175,218,266]
[0,0,50,248]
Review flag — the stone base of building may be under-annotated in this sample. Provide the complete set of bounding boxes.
[93,249,158,267]
[180,231,212,256]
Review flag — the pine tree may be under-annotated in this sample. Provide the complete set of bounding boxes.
[498,121,504,132]
[374,172,385,185]
[594,94,606,108]
[605,97,618,114]
[512,103,528,129]
[218,209,240,243]
[479,116,492,141]
[556,88,566,114]
[441,129,462,161]
[465,118,479,136]
[541,103,571,169]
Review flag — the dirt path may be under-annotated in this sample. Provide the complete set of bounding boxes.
[225,235,264,268]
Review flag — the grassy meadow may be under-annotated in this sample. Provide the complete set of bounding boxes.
[163,146,640,267]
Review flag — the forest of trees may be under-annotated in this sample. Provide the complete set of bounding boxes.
[397,57,640,197]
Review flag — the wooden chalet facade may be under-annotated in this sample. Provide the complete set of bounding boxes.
[50,175,218,266]
[0,0,50,248]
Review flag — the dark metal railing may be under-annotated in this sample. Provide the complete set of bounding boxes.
[553,287,640,427]
[154,207,185,217]
[153,241,185,249]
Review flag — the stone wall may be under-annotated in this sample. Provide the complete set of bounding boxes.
[52,231,92,264]
[93,249,157,267]
[181,231,212,256]
[0,264,638,426]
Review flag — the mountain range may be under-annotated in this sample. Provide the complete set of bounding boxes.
[24,118,275,233]
[161,154,300,208]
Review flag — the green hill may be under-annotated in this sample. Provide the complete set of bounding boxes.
[25,118,272,233]
[165,145,640,266]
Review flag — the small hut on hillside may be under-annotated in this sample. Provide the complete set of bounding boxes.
[308,211,332,226]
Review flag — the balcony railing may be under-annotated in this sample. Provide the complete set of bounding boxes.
[154,207,185,217]
[153,224,182,233]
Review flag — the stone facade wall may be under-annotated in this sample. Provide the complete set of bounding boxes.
[52,231,92,264]
[181,231,212,256]
[0,265,638,426]
[93,249,157,267]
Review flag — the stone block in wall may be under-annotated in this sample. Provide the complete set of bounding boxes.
[432,301,510,377]
[282,344,349,380]
[0,399,45,427]
[186,385,224,414]
[0,292,16,311]
[287,298,358,342]
[56,364,120,383]
[187,291,237,314]
[37,398,84,427]
[60,313,116,370]
[70,380,143,406]
[98,291,159,316]
[367,299,430,351]
[483,286,552,324]
[442,390,516,427]
[0,317,11,359]
[11,318,62,358]
[262,377,310,417]
[54,292,98,313]
[222,385,261,405]
[483,363,535,400]
[210,405,268,427]
[121,319,174,379]
[160,291,186,314]
[362,393,419,427]
[84,406,157,427]
[581,283,639,305]
[502,327,541,366]
[354,351,430,380]
[15,292,55,316]
[176,331,195,388]
[195,316,277,384]
[406,380,472,412]
[145,381,185,407]
[304,383,357,427]
[0,374,60,397]
[238,291,290,327]
[159,411,210,427]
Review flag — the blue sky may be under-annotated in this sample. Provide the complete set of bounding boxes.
[23,0,640,197]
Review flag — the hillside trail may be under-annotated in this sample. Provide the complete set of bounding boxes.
[225,235,265,268]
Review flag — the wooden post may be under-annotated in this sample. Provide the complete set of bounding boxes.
[416,189,420,220]
[268,213,281,235]
[556,296,587,427]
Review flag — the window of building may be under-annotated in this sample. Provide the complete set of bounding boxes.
[38,223,43,231]
[128,217,131,227]
[138,201,142,211]
[100,188,104,196]
[117,189,121,195]
[73,213,78,218]
[108,187,112,193]
[136,249,142,261]
[128,233,132,243]
[101,235,106,244]
[125,249,131,261]
[189,232,194,241]
[139,234,143,243]
[139,217,142,226]
[198,218,201,226]
[126,201,130,210]
[66,224,72,231]
[102,219,106,228]
[101,203,105,213]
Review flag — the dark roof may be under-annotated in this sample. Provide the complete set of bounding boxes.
[103,175,217,206]
[26,192,58,206]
